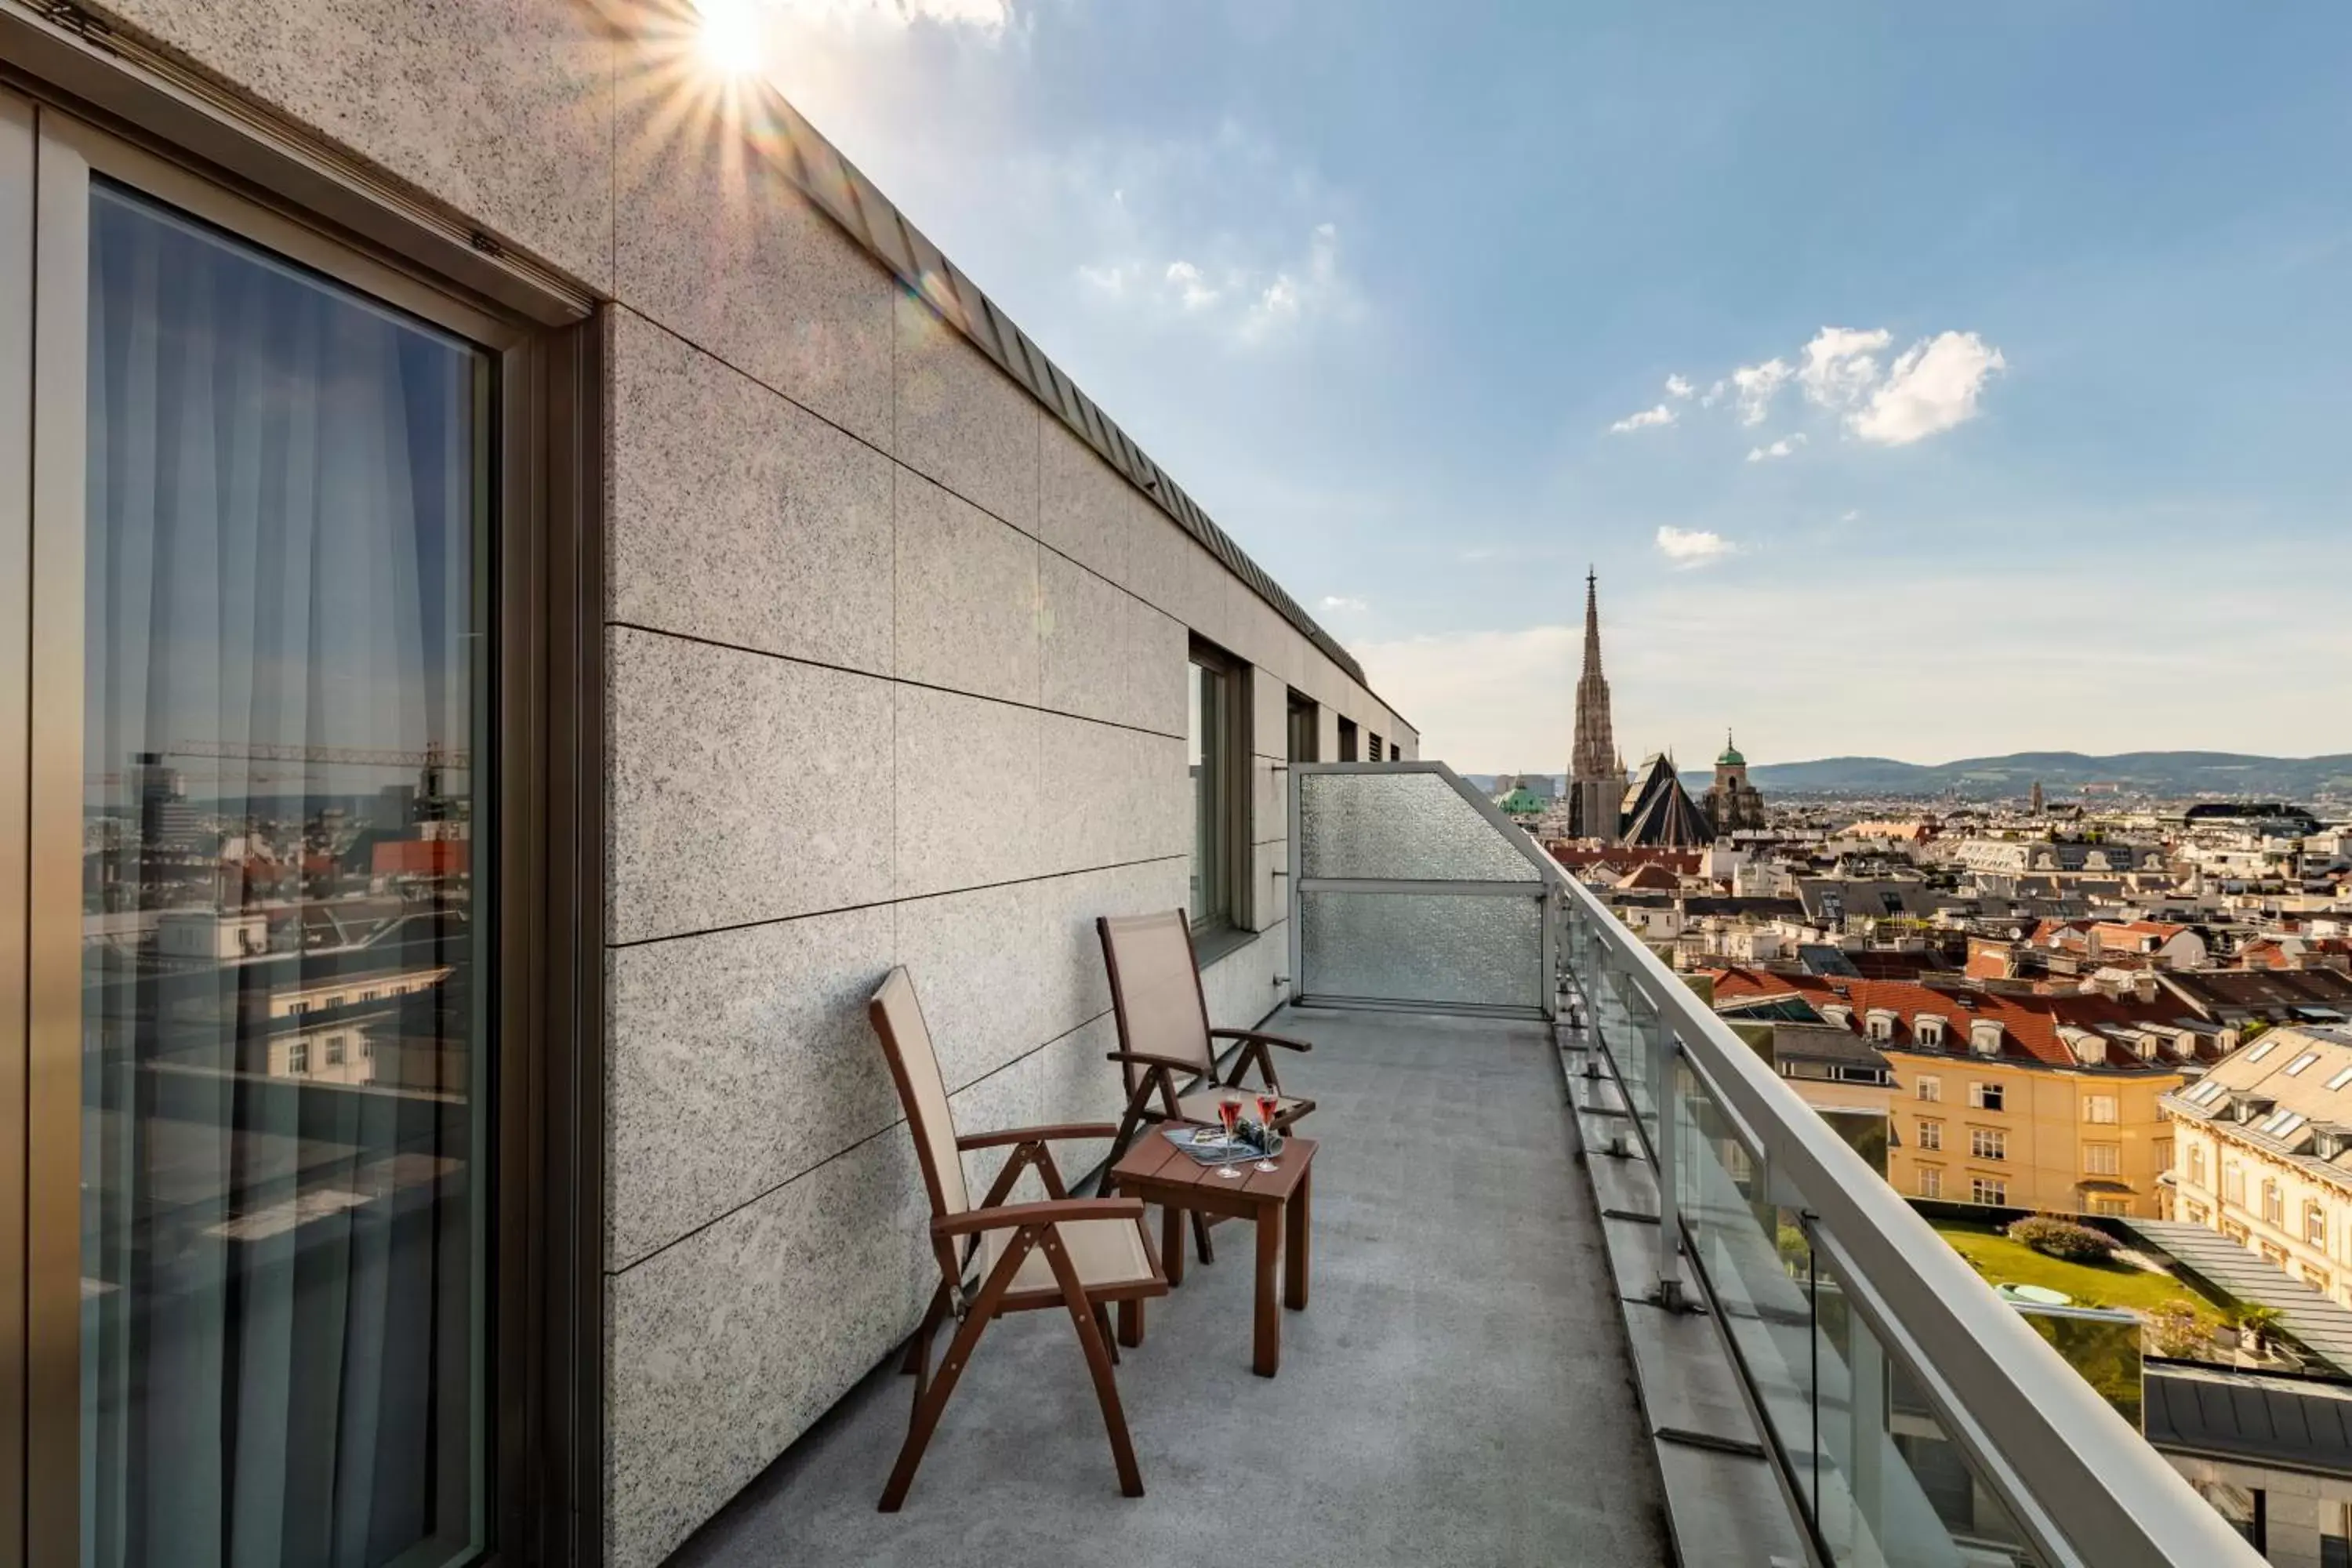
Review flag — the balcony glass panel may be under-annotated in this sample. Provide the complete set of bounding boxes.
[1810,1249,2045,1567]
[1298,890,1542,1009]
[1298,770,1541,883]
[1671,1058,1818,1516]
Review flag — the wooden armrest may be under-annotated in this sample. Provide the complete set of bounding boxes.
[1210,1027,1312,1052]
[1105,1050,1207,1076]
[931,1197,1145,1239]
[955,1122,1120,1151]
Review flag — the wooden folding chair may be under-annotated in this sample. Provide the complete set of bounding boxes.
[1096,909,1316,1262]
[869,967,1167,1512]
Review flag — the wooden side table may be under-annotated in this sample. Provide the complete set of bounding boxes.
[1105,1133,1315,1377]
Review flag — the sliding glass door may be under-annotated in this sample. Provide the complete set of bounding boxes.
[12,100,512,1568]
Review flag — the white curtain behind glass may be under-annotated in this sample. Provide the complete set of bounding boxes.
[82,182,483,1568]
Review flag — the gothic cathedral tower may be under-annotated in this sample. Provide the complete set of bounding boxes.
[1568,570,1623,842]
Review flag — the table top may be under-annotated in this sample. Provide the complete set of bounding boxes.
[1110,1131,1316,1204]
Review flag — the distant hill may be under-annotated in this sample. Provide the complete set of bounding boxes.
[1747,751,2352,802]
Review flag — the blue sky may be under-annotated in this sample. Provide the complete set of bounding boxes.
[725,0,2352,772]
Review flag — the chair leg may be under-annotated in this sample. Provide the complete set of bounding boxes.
[1094,1302,1120,1364]
[901,1283,949,1378]
[1041,1232,1145,1499]
[880,1240,1029,1511]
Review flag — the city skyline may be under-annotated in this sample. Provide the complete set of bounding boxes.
[724,0,2352,771]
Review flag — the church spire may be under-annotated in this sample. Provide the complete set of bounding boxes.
[1569,571,1621,841]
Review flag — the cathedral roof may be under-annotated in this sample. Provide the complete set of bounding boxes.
[1621,753,1715,847]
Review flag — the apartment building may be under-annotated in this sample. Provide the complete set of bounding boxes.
[1710,968,2216,1214]
[0,5,1415,1563]
[2164,1025,2352,1307]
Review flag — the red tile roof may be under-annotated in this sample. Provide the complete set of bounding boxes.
[1700,966,2200,1070]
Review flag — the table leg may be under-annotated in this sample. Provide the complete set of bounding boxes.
[1118,1296,1143,1349]
[1254,1203,1280,1377]
[1162,1203,1185,1289]
[1285,1167,1311,1311]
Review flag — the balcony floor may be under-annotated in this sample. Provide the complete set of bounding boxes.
[668,1005,1668,1567]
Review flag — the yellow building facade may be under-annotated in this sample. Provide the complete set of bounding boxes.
[1886,1051,2183,1218]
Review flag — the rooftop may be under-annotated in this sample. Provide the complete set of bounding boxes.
[666,1007,1671,1566]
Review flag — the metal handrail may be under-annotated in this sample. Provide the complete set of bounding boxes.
[1549,865,2258,1568]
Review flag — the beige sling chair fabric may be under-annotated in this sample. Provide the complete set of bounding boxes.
[868,967,1167,1511]
[1095,910,1317,1261]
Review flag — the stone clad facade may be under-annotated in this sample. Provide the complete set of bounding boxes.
[39,5,1417,1562]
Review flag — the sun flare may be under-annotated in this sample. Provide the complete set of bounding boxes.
[694,0,767,76]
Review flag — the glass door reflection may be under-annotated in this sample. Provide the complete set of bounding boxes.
[79,180,490,1568]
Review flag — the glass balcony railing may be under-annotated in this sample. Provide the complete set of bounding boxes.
[1287,761,2259,1568]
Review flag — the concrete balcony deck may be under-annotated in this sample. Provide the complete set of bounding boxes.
[666,1006,1670,1567]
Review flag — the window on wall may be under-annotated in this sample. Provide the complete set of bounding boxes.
[2225,1163,2245,1206]
[1916,1076,1942,1103]
[1969,1082,2005,1112]
[2083,1144,2119,1175]
[2264,1181,2285,1225]
[1337,716,1359,762]
[1918,1167,1943,1198]
[1388,742,1401,760]
[1917,1120,1943,1152]
[2187,1144,2207,1186]
[1286,689,1319,763]
[1367,731,1383,760]
[1972,1177,2007,1206]
[2309,1202,2328,1248]
[1188,641,1248,936]
[1970,1128,2007,1161]
[2082,1094,2118,1124]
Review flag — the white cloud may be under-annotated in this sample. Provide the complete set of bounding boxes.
[1744,434,1807,463]
[1082,221,1352,345]
[1609,404,1677,434]
[1849,331,2007,445]
[1164,260,1220,311]
[1664,374,1694,400]
[1798,326,1893,409]
[1655,525,1737,567]
[1683,326,2005,448]
[1319,594,1368,613]
[1729,359,1790,426]
[1840,509,1863,523]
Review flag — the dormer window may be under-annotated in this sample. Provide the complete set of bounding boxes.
[1970,1019,2005,1057]
[1865,1007,1897,1043]
[1914,1014,1947,1048]
[1820,1004,1853,1029]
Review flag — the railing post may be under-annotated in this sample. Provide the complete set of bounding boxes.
[1651,1022,1686,1311]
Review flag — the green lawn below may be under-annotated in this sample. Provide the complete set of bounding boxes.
[1931,1220,2226,1328]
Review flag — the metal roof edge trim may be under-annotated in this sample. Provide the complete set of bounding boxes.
[733,75,1392,706]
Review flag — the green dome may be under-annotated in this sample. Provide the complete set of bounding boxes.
[1717,731,1744,768]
